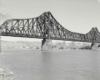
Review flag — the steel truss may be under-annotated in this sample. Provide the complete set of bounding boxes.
[0,12,100,43]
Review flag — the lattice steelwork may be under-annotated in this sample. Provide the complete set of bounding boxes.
[0,11,100,43]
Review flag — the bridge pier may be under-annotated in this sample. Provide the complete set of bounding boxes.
[91,42,94,48]
[41,39,52,51]
[91,42,100,49]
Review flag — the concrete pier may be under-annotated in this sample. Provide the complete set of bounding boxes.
[91,43,100,50]
[41,39,52,51]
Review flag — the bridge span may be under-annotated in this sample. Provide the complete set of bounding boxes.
[0,11,100,50]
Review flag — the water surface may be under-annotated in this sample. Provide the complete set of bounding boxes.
[0,50,100,80]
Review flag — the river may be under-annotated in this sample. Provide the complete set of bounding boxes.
[0,50,100,80]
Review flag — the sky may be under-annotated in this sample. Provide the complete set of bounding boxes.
[1,0,100,41]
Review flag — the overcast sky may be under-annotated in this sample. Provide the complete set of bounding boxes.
[1,0,100,41]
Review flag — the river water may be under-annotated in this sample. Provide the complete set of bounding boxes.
[0,50,100,80]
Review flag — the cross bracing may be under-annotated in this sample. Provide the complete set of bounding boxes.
[0,12,100,43]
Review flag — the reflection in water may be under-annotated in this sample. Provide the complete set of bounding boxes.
[41,51,53,80]
[90,50,100,80]
[0,50,100,80]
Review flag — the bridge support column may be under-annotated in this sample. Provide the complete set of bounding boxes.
[41,39,52,51]
[91,42,94,48]
[91,43,100,50]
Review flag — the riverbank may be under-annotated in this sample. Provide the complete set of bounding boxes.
[1,40,95,51]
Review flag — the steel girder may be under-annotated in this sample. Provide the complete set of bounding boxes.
[0,12,100,43]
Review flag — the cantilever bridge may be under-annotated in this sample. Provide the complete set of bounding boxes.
[0,11,100,48]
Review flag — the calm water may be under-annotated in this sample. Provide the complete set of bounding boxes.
[0,50,100,80]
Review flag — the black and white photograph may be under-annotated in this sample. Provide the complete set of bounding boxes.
[0,0,100,80]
